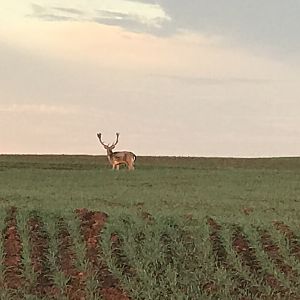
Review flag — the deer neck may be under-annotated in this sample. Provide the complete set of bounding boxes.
[107,148,114,159]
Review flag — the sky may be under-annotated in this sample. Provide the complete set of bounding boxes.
[1,1,300,157]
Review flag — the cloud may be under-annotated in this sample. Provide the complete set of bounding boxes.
[93,11,168,34]
[1,16,300,156]
[28,1,170,31]
[111,1,300,57]
[158,0,300,57]
[29,3,83,21]
[52,7,84,16]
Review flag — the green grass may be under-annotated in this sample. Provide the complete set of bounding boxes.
[0,154,300,299]
[1,154,300,221]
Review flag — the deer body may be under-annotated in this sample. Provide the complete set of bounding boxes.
[97,133,136,170]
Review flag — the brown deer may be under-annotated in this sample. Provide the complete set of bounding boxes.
[97,132,136,170]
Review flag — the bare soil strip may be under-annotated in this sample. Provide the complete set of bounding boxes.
[28,212,58,298]
[259,228,299,284]
[207,218,259,298]
[2,207,25,294]
[75,208,130,300]
[273,221,300,262]
[232,226,291,297]
[56,217,86,300]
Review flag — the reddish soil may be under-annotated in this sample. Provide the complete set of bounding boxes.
[75,208,130,300]
[28,212,59,298]
[56,217,86,300]
[207,218,259,298]
[232,226,290,297]
[1,206,298,299]
[2,207,25,296]
[273,221,300,261]
[259,228,299,283]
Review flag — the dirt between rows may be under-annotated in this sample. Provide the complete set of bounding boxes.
[273,221,300,262]
[232,225,300,299]
[207,218,259,299]
[2,207,25,294]
[1,207,300,300]
[75,208,130,300]
[232,225,286,294]
[259,228,299,283]
[56,217,86,300]
[28,212,59,298]
[1,207,130,300]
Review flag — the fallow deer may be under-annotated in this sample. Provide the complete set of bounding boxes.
[97,132,136,170]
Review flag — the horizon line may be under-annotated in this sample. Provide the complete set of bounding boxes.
[1,153,300,159]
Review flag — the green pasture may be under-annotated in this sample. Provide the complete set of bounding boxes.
[0,155,300,299]
[0,155,300,222]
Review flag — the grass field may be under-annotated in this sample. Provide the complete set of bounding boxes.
[0,155,300,299]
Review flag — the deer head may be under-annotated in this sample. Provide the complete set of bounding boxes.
[97,133,119,151]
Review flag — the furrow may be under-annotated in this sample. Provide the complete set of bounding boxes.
[273,221,300,262]
[75,208,130,300]
[2,207,25,295]
[56,217,86,300]
[232,226,291,298]
[27,212,58,298]
[207,218,259,298]
[259,228,299,283]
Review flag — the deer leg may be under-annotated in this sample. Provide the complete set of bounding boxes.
[128,163,134,171]
[115,164,120,170]
[128,159,134,171]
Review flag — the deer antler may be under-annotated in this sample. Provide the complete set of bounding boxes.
[97,133,107,147]
[112,132,120,147]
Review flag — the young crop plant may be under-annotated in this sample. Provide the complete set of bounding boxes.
[255,222,300,295]
[101,213,146,298]
[71,210,101,299]
[102,213,235,299]
[75,208,130,300]
[56,215,88,299]
[201,218,238,298]
[43,212,70,299]
[16,209,37,294]
[0,155,300,298]
[2,206,26,297]
[220,221,266,298]
[66,213,89,272]
[268,222,300,277]
[26,210,61,298]
[103,214,173,299]
[242,222,294,298]
[84,272,102,300]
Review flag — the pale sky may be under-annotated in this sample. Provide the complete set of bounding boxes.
[1,0,300,156]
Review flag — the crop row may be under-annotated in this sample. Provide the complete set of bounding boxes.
[0,207,299,299]
[0,207,128,300]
